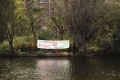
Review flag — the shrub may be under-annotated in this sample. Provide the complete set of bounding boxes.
[17,51,29,57]
[36,51,46,57]
[0,41,11,56]
[14,36,35,52]
[26,42,35,50]
[37,30,50,40]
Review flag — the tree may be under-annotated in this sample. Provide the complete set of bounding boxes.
[25,0,43,51]
[51,1,68,40]
[0,26,6,43]
[59,0,120,54]
[88,0,120,54]
[0,0,24,55]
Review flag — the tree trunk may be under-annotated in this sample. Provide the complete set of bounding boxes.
[60,32,63,40]
[8,40,16,56]
[72,41,77,54]
[33,28,37,51]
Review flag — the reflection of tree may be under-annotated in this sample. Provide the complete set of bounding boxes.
[36,58,71,80]
[0,57,120,80]
[87,57,120,79]
[88,57,120,73]
[0,58,37,79]
[0,58,13,77]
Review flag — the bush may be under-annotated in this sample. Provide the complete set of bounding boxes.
[17,51,29,57]
[14,36,35,51]
[36,51,46,57]
[37,30,50,40]
[88,46,99,53]
[0,41,11,56]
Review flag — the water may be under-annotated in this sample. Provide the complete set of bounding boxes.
[0,56,120,80]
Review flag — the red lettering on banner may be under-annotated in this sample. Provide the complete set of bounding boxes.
[39,43,51,48]
[43,44,51,48]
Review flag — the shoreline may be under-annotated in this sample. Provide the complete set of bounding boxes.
[0,51,120,57]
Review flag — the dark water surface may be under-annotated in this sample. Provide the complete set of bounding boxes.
[0,56,120,80]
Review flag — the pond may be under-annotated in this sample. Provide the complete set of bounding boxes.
[0,56,120,80]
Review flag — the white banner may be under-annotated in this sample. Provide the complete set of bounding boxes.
[37,40,69,49]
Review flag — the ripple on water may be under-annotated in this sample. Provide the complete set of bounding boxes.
[0,57,120,80]
[35,59,71,80]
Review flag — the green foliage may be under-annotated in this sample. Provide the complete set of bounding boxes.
[0,41,11,56]
[88,46,99,53]
[88,20,120,54]
[110,21,120,53]
[14,36,35,52]
[0,0,120,55]
[37,30,50,40]
[0,0,25,55]
[17,51,29,57]
[37,30,62,40]
[36,51,45,57]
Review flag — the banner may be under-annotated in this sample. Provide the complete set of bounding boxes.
[37,40,69,49]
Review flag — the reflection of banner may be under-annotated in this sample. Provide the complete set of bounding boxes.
[37,40,69,49]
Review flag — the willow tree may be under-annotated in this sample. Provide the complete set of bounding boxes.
[0,0,24,55]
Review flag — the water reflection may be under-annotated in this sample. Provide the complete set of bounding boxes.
[36,58,71,80]
[0,57,120,80]
[0,58,37,80]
